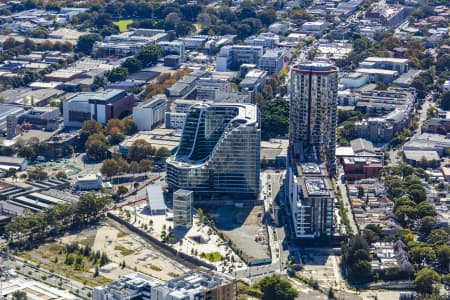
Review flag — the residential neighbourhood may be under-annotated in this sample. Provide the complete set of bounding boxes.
[0,0,449,299]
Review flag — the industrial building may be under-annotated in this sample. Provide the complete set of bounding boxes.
[63,89,136,128]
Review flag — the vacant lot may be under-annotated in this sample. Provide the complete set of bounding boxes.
[215,205,271,263]
[19,221,189,286]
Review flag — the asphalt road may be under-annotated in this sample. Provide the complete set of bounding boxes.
[337,170,359,235]
[4,254,91,299]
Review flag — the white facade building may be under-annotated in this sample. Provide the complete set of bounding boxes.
[165,112,187,129]
[133,95,167,131]
[75,174,103,190]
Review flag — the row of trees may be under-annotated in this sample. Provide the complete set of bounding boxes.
[106,44,162,82]
[2,36,73,53]
[5,192,111,245]
[100,139,170,178]
[80,118,136,161]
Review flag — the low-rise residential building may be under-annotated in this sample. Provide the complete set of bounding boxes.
[268,22,289,33]
[422,116,450,135]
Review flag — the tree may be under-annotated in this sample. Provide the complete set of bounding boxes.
[122,57,143,73]
[342,235,372,283]
[56,171,67,180]
[415,268,440,295]
[440,91,450,110]
[12,290,27,300]
[259,98,289,140]
[2,37,16,50]
[80,120,103,146]
[409,245,435,267]
[106,67,128,83]
[409,188,426,203]
[437,245,450,272]
[108,127,125,145]
[76,34,101,55]
[117,185,128,197]
[394,205,417,226]
[138,159,152,173]
[136,44,162,66]
[257,275,298,300]
[85,133,109,161]
[101,159,120,178]
[363,224,383,243]
[416,201,436,218]
[419,216,436,236]
[123,117,137,135]
[127,139,153,162]
[155,147,171,161]
[427,229,450,247]
[129,161,139,173]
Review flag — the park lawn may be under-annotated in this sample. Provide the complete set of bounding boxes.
[201,251,223,262]
[114,245,134,256]
[114,19,133,32]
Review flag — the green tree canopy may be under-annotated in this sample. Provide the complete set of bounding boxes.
[415,268,440,295]
[76,34,101,55]
[257,275,298,300]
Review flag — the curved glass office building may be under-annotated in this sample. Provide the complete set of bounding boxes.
[166,103,260,198]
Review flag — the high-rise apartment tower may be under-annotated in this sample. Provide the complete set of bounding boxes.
[289,62,338,172]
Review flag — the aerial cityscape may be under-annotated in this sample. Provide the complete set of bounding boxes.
[0,0,448,298]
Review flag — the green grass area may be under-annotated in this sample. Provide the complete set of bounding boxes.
[201,252,222,262]
[117,231,127,238]
[149,264,162,271]
[114,19,133,32]
[114,246,134,256]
